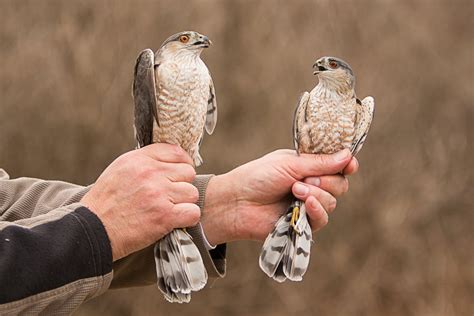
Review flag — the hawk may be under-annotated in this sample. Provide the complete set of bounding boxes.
[132,31,217,303]
[259,56,375,282]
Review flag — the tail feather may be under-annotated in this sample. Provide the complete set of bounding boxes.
[259,212,292,280]
[172,229,208,291]
[154,229,207,303]
[193,152,203,167]
[259,199,313,282]
[283,206,312,281]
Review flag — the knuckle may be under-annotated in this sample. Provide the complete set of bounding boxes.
[172,145,188,161]
[116,151,135,167]
[189,186,199,202]
[187,205,201,225]
[342,178,349,193]
[145,183,162,200]
[327,197,337,213]
[183,164,197,180]
[320,214,329,227]
[139,167,155,181]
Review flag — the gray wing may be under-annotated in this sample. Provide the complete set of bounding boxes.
[205,74,217,135]
[350,96,375,156]
[133,49,159,148]
[292,92,310,153]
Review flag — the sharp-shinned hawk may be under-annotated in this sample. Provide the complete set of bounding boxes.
[259,56,375,282]
[132,31,217,303]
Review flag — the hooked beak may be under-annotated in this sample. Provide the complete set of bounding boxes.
[194,36,212,48]
[312,61,327,75]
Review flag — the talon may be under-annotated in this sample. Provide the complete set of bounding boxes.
[290,206,301,234]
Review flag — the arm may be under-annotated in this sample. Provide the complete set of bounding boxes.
[0,143,200,313]
[0,172,112,314]
[0,169,90,221]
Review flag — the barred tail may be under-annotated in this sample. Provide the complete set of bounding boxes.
[154,229,208,303]
[259,199,313,282]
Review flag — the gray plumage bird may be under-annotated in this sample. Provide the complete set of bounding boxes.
[132,31,217,303]
[259,56,375,282]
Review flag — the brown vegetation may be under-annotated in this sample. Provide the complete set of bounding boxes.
[0,0,472,315]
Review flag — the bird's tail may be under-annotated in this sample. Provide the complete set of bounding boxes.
[154,229,208,303]
[259,199,313,282]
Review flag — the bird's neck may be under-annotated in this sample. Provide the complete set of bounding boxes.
[315,76,354,97]
[162,49,202,65]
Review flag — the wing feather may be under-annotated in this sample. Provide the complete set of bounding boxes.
[205,74,217,135]
[350,96,375,156]
[292,92,310,153]
[133,49,159,148]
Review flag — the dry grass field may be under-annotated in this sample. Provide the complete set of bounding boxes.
[0,0,473,315]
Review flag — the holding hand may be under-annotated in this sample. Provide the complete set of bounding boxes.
[201,149,358,245]
[81,143,199,261]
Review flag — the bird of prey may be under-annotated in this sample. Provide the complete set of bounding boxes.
[259,56,375,282]
[132,31,217,303]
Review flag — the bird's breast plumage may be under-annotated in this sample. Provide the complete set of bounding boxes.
[298,86,356,154]
[153,57,210,158]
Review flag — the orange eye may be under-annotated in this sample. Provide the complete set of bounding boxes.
[179,35,190,43]
[329,61,338,69]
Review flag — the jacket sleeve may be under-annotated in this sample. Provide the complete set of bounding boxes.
[111,174,227,289]
[0,169,113,315]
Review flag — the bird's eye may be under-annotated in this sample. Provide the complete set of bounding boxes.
[179,35,190,43]
[329,61,338,69]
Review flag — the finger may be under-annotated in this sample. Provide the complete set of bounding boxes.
[292,182,337,213]
[170,203,201,228]
[304,175,349,197]
[139,143,193,165]
[168,181,199,204]
[290,149,352,179]
[343,157,359,175]
[305,196,329,232]
[156,162,196,183]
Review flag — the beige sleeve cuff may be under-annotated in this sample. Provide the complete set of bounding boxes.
[187,175,227,278]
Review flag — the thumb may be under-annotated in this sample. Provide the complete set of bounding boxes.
[290,149,352,178]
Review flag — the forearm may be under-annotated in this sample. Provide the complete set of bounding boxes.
[0,204,112,314]
[0,169,89,220]
[199,173,240,245]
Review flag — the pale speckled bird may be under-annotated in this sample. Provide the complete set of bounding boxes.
[132,31,217,303]
[259,56,375,282]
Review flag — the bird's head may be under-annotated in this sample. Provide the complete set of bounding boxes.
[159,31,211,57]
[312,56,355,92]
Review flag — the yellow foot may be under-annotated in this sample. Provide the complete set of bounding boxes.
[290,206,300,234]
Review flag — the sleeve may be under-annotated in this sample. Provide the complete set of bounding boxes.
[111,174,227,289]
[0,169,113,315]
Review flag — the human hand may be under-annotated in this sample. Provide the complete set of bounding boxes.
[200,149,358,245]
[81,143,200,261]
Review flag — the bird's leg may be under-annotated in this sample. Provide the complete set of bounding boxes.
[290,202,301,234]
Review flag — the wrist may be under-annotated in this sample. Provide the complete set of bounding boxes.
[80,196,123,261]
[200,173,239,245]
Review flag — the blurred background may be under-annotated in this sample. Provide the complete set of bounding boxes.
[1,0,473,315]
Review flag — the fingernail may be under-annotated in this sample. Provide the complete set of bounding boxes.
[333,149,350,162]
[306,177,321,187]
[294,182,309,196]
